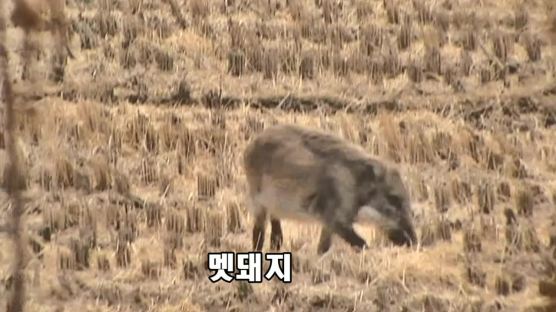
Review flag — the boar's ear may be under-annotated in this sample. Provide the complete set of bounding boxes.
[362,160,385,182]
[386,166,398,179]
[386,166,404,186]
[356,161,384,190]
[355,162,382,206]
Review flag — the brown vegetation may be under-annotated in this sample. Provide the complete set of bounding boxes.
[1,0,555,311]
[1,6,26,312]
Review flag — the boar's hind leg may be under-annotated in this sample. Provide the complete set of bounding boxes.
[270,217,283,251]
[252,209,267,251]
[317,227,333,255]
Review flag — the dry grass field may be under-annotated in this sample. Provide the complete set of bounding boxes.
[1,0,556,311]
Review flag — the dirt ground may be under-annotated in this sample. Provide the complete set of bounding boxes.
[1,0,556,311]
